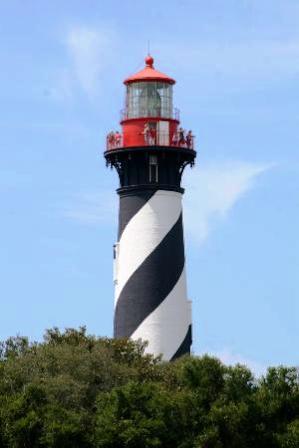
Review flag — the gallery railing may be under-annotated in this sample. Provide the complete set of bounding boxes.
[120,107,180,121]
[106,131,195,151]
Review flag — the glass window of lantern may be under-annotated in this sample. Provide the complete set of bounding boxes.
[126,82,173,119]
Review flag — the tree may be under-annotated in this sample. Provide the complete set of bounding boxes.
[0,328,298,447]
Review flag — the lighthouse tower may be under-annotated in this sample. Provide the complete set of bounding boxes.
[105,56,196,361]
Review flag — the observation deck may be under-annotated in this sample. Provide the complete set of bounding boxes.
[106,129,195,151]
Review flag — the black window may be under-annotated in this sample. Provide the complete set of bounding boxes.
[149,155,158,182]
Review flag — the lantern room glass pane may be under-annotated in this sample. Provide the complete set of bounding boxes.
[126,82,173,119]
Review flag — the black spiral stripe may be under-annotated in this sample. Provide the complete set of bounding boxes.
[114,191,191,359]
[117,190,156,239]
[115,212,184,331]
[171,325,192,360]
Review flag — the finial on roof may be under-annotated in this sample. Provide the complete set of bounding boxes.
[145,55,154,68]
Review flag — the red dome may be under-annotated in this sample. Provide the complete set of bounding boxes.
[124,55,175,85]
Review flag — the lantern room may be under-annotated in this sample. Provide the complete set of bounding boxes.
[106,56,194,151]
[123,55,175,120]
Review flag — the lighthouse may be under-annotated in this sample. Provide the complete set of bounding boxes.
[104,55,196,361]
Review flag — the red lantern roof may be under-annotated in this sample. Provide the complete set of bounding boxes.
[124,55,175,85]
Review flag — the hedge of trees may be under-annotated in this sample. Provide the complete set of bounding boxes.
[0,327,298,447]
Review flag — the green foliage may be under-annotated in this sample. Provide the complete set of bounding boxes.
[0,327,298,447]
[94,381,184,447]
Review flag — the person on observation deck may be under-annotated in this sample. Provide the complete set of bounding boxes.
[186,130,193,149]
[172,130,179,146]
[115,131,121,147]
[179,127,186,147]
[149,126,156,145]
[142,123,151,145]
[108,131,115,150]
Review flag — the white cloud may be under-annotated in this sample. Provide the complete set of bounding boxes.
[43,25,117,102]
[66,25,116,96]
[206,347,267,377]
[63,162,271,247]
[183,162,271,246]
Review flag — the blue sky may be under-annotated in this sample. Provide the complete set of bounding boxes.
[0,0,298,374]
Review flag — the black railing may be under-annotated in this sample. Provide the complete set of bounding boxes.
[120,107,180,122]
[106,131,195,151]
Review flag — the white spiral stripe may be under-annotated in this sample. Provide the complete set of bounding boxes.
[115,190,182,305]
[130,268,191,361]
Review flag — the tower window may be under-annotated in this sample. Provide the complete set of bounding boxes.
[149,155,158,183]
